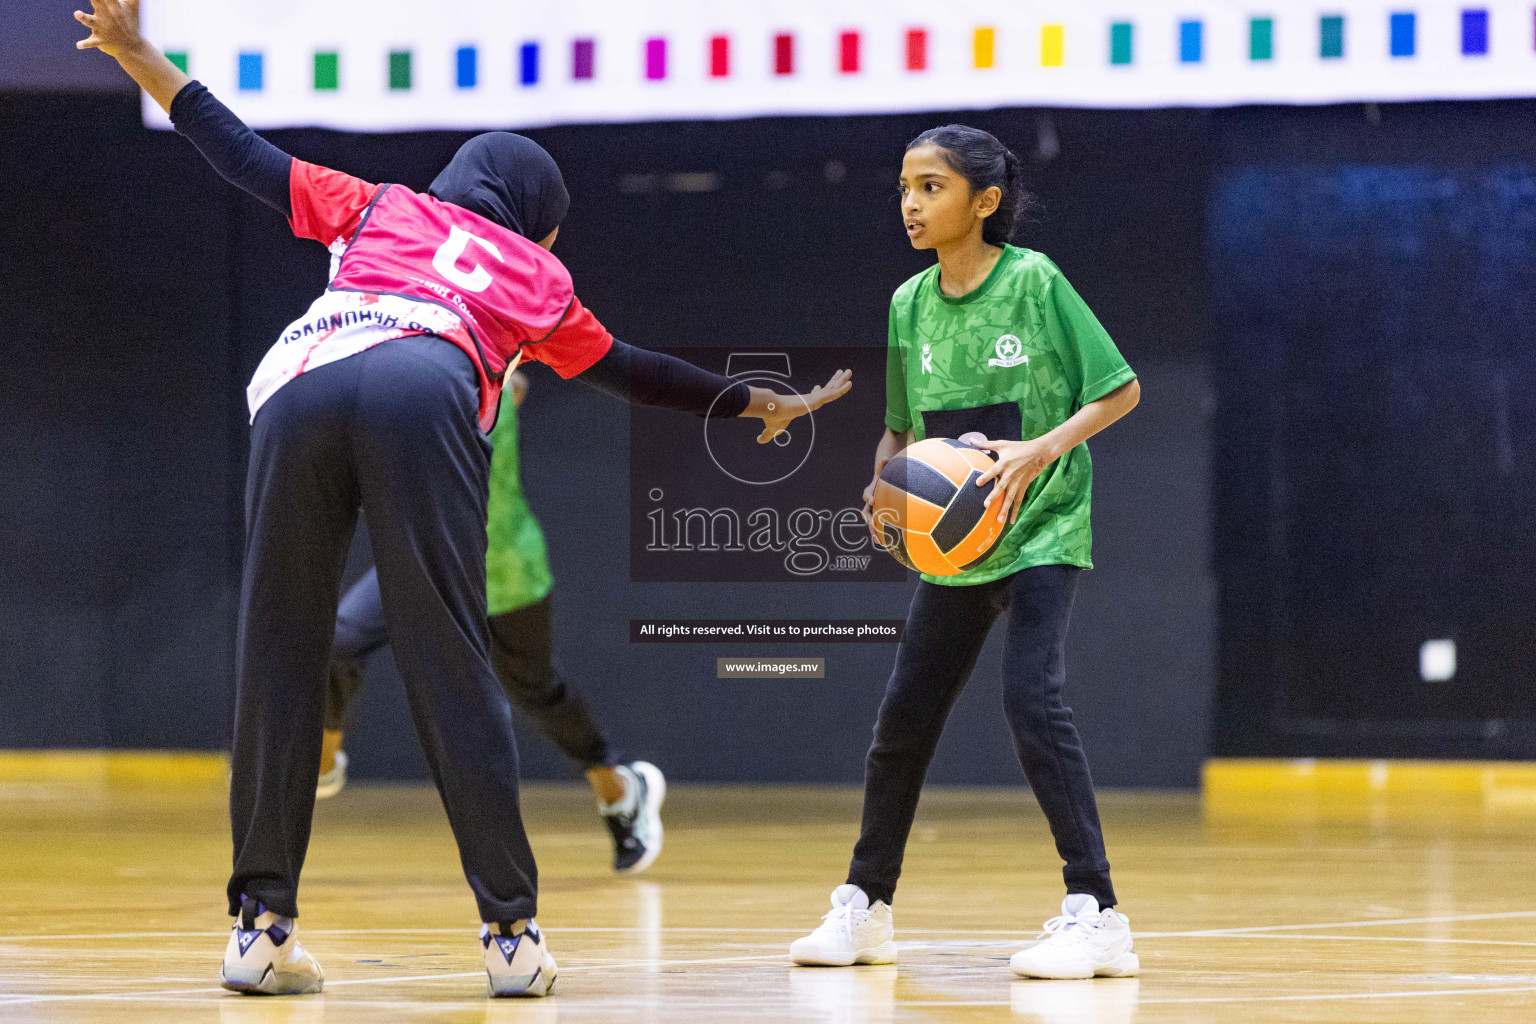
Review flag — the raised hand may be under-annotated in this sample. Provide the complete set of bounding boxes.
[73,0,190,112]
[744,369,852,444]
[74,0,140,59]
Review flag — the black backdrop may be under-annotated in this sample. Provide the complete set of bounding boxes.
[0,94,1213,784]
[1209,102,1536,760]
[4,90,1530,782]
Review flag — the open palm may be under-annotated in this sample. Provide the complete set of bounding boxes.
[754,369,853,444]
[75,0,141,59]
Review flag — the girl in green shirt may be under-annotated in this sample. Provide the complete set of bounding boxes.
[790,126,1143,981]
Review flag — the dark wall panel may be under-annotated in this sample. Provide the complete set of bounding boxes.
[1,94,1214,786]
[1209,103,1536,758]
[0,95,237,749]
[338,355,1211,786]
[0,2,133,92]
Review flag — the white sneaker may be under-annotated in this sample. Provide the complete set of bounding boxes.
[315,750,348,800]
[482,919,557,997]
[790,884,898,966]
[1010,894,1139,980]
[601,761,665,874]
[221,898,324,994]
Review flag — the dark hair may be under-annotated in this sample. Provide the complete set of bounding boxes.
[906,124,1032,245]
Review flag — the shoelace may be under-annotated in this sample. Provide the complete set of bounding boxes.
[1036,911,1096,945]
[820,900,867,940]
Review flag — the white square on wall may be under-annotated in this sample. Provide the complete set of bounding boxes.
[1419,639,1456,682]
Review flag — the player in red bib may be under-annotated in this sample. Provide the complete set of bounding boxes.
[76,1,850,999]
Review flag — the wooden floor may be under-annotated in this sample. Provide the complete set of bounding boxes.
[3,778,1536,1022]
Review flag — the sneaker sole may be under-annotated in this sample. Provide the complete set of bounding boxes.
[1095,951,1139,977]
[616,762,666,875]
[791,940,898,967]
[315,752,347,800]
[221,964,324,995]
[489,962,557,997]
[1010,961,1093,980]
[1010,950,1140,980]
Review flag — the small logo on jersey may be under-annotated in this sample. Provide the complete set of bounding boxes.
[987,335,1029,369]
[921,343,933,374]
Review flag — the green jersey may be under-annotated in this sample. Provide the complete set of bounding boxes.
[484,400,554,616]
[884,245,1135,586]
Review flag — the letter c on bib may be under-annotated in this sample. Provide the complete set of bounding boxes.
[432,225,504,293]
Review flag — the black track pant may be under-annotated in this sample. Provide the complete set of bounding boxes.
[846,564,1116,909]
[228,336,537,923]
[325,571,615,769]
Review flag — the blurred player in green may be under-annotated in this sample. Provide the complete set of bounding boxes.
[318,369,665,874]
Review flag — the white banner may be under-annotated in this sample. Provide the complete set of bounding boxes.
[143,1,1536,130]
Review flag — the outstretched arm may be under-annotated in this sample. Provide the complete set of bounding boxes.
[739,370,851,445]
[576,339,851,444]
[75,1,293,216]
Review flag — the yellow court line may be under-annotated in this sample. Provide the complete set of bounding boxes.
[0,750,227,785]
[1204,758,1536,802]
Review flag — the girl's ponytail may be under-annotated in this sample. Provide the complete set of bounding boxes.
[992,147,1030,245]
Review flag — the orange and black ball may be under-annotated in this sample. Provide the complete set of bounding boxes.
[871,437,1005,577]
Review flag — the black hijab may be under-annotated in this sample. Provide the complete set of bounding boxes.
[428,133,569,243]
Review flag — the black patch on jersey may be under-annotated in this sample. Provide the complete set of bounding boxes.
[935,437,999,462]
[920,402,1022,445]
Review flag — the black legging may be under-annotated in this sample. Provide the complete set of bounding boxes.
[228,336,537,924]
[326,569,614,769]
[846,564,1116,908]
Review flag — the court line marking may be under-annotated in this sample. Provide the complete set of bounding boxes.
[4,909,1533,1005]
[0,926,805,942]
[1207,933,1536,948]
[6,909,1536,944]
[0,951,793,1006]
[1136,909,1536,938]
[1131,984,1536,1006]
[11,984,1536,1012]
[875,987,1536,1008]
